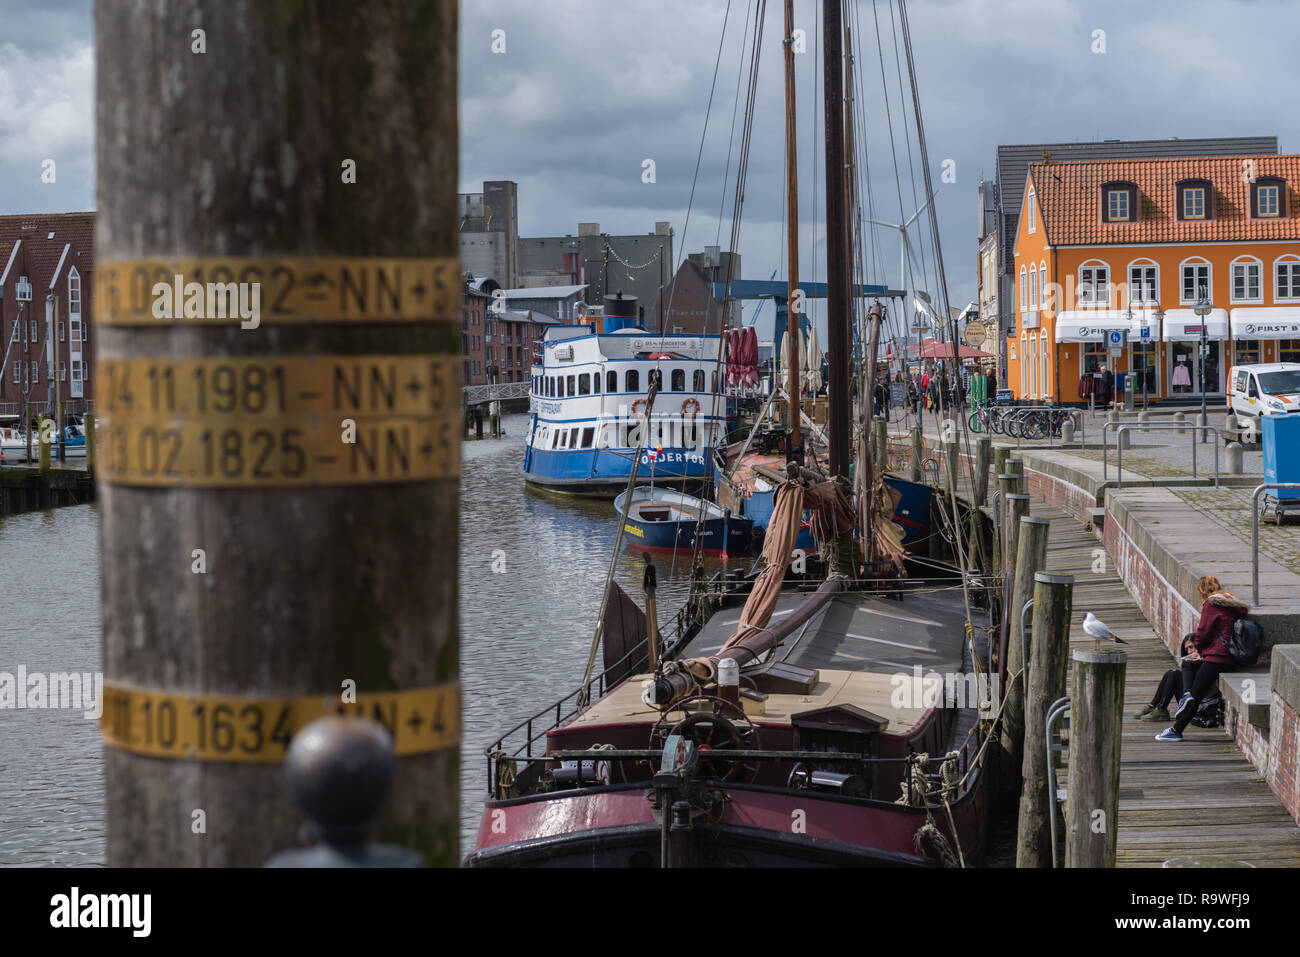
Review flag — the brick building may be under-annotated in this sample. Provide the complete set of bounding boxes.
[0,212,96,416]
[463,275,557,385]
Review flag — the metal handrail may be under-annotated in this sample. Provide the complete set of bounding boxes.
[1104,420,1219,488]
[1045,694,1071,868]
[1251,482,1300,603]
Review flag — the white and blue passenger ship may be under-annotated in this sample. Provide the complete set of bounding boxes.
[523,294,728,496]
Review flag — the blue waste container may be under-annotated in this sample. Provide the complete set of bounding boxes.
[1263,413,1300,500]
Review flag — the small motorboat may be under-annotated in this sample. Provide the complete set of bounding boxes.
[614,486,754,558]
[0,417,31,464]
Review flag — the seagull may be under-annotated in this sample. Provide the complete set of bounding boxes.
[1082,612,1127,651]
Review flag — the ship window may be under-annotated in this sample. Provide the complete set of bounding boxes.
[581,427,595,448]
[607,370,617,393]
[648,369,662,391]
[711,371,718,393]
[592,373,600,394]
[693,369,705,391]
[579,373,590,395]
[626,369,639,392]
[551,430,560,449]
[569,428,580,448]
[566,375,575,395]
[671,368,685,391]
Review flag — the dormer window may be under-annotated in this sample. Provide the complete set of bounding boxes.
[1252,177,1285,218]
[1176,179,1213,220]
[1101,182,1137,223]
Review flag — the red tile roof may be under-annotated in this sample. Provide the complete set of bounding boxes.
[1028,156,1300,246]
[0,212,96,287]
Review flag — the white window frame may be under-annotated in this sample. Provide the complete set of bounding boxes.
[1107,189,1130,222]
[1079,261,1110,306]
[1275,256,1300,302]
[1258,184,1280,218]
[1039,261,1049,312]
[1020,332,1028,397]
[1027,188,1036,234]
[1040,335,1049,398]
[1029,266,1038,310]
[1180,258,1212,305]
[1128,260,1159,305]
[1019,265,1027,312]
[68,267,81,316]
[30,319,37,340]
[59,361,66,382]
[1231,256,1263,304]
[1029,335,1039,398]
[12,360,19,384]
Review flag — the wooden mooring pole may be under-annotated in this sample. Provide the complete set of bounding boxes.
[1066,648,1127,868]
[909,424,922,482]
[1003,493,1030,578]
[974,435,991,506]
[997,515,1049,801]
[1016,572,1073,868]
[96,1,461,866]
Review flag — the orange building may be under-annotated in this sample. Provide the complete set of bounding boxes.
[1007,155,1300,404]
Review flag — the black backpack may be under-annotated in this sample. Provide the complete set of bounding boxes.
[1221,618,1264,666]
[1190,695,1225,729]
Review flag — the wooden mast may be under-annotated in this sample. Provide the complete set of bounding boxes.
[783,0,802,455]
[823,0,850,479]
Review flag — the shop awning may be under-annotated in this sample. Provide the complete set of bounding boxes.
[1228,307,1300,339]
[1162,308,1229,341]
[1055,310,1137,342]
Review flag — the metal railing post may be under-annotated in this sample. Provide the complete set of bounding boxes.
[1252,482,1300,603]
[1045,695,1071,870]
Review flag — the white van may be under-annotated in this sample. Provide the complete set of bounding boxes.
[1229,362,1300,441]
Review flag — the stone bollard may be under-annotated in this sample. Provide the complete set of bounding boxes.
[1226,441,1244,475]
[1060,418,1075,444]
[1173,411,1187,435]
[1137,410,1150,428]
[265,716,422,867]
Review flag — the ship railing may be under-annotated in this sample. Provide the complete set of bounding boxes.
[484,606,696,796]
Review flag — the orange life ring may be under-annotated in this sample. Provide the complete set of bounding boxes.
[682,398,701,416]
[631,398,647,416]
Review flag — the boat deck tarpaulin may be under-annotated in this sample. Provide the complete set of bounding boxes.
[688,589,970,677]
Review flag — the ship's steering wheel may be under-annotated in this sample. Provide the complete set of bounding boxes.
[649,695,762,783]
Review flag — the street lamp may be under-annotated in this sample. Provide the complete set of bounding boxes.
[1194,295,1212,443]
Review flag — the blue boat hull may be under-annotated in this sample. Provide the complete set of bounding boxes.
[524,445,711,497]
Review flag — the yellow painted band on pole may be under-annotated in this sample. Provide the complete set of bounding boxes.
[97,354,461,419]
[100,681,460,762]
[93,257,463,325]
[96,411,460,487]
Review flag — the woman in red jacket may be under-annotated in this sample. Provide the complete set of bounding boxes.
[1156,575,1248,741]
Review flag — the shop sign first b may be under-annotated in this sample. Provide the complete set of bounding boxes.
[93,257,462,326]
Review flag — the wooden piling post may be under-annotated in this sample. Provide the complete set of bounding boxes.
[974,435,991,506]
[1016,572,1073,868]
[38,416,51,472]
[997,516,1050,801]
[1066,648,1127,868]
[1004,493,1030,577]
[993,444,1009,478]
[95,1,461,866]
[910,424,922,482]
[84,412,95,475]
[872,418,888,472]
[1006,455,1025,495]
[942,437,959,494]
[994,473,1016,574]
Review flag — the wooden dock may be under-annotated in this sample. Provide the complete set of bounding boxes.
[1028,498,1300,867]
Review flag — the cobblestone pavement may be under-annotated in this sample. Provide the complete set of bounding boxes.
[1170,486,1300,575]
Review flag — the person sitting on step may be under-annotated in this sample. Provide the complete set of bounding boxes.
[1135,634,1200,722]
[1155,575,1248,742]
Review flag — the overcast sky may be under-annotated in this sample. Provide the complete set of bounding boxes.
[2,0,1297,342]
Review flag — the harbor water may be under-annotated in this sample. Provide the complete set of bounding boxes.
[0,411,714,863]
